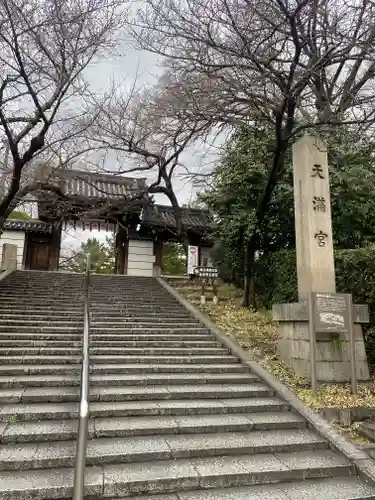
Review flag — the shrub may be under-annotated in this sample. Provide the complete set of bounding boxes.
[255,250,297,308]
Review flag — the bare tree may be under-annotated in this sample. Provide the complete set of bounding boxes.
[85,84,207,245]
[0,0,124,230]
[130,0,375,305]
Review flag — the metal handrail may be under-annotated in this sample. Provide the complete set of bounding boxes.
[72,254,91,500]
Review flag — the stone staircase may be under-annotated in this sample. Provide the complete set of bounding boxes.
[0,270,375,499]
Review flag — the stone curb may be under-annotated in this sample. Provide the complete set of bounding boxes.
[157,277,375,486]
[0,270,13,282]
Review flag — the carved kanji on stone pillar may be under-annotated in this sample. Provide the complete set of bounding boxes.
[293,136,336,301]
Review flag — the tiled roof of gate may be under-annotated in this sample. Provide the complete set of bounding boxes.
[4,220,52,233]
[143,205,214,231]
[61,170,148,200]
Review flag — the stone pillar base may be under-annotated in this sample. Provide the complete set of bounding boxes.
[273,302,370,383]
[153,265,162,277]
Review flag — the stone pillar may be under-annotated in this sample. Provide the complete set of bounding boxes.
[116,225,128,275]
[153,238,163,276]
[49,223,62,271]
[273,135,370,383]
[1,243,17,270]
[293,136,335,301]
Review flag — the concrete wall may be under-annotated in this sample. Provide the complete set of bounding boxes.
[127,239,155,277]
[0,230,25,269]
[200,247,213,267]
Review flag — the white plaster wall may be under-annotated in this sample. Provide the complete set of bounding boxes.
[128,239,155,277]
[200,247,213,267]
[0,230,25,269]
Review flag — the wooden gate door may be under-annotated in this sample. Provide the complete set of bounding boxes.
[25,235,52,271]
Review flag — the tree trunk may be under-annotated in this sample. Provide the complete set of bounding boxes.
[242,236,257,308]
[0,217,5,236]
[241,134,290,308]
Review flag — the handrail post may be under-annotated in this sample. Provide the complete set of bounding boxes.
[72,254,91,500]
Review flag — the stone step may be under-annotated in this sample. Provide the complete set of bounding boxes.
[0,310,83,318]
[26,293,178,298]
[90,340,218,347]
[0,307,192,317]
[0,298,85,305]
[0,340,83,348]
[0,286,77,292]
[0,453,363,500]
[1,411,306,443]
[90,317,199,324]
[91,333,214,341]
[2,277,84,282]
[90,322,200,329]
[0,288,166,293]
[0,282,160,288]
[0,321,203,331]
[1,284,153,288]
[0,296,181,305]
[91,312,200,326]
[0,306,83,313]
[0,372,258,388]
[0,339,219,348]
[0,355,81,365]
[0,314,198,324]
[0,286,164,292]
[0,382,274,404]
[0,397,289,421]
[0,289,83,294]
[0,293,178,300]
[101,301,183,306]
[0,354,240,365]
[0,295,83,301]
[0,326,84,333]
[0,326,210,334]
[0,320,84,327]
[0,363,249,376]
[0,280,83,284]
[0,300,183,309]
[89,327,211,334]
[0,315,83,322]
[0,313,196,323]
[91,347,227,355]
[0,347,83,355]
[93,355,239,364]
[0,333,212,342]
[0,347,228,356]
[0,287,157,293]
[90,310,192,316]
[91,303,185,308]
[91,295,178,300]
[109,476,375,500]
[0,428,328,470]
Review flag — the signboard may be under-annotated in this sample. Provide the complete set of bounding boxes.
[194,266,219,278]
[187,245,199,274]
[313,292,350,334]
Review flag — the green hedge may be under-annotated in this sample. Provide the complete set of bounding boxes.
[255,246,375,368]
[255,249,298,307]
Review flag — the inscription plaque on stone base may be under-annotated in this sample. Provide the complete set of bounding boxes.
[309,292,356,392]
[313,292,350,334]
